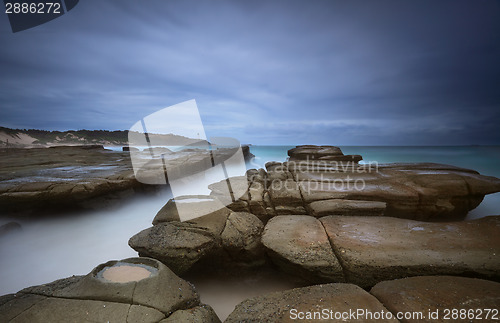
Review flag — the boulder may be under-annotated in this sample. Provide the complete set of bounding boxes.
[0,257,204,322]
[262,215,344,283]
[225,283,398,322]
[221,212,265,264]
[129,223,216,274]
[371,276,500,323]
[320,215,500,288]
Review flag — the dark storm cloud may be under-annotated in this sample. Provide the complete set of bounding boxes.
[0,0,499,144]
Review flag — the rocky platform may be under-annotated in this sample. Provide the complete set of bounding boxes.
[129,145,500,285]
[0,257,220,323]
[0,145,252,214]
[3,144,500,321]
[226,276,500,322]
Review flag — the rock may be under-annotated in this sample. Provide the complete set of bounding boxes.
[0,257,202,322]
[0,294,46,322]
[262,215,344,283]
[153,195,230,234]
[225,283,398,322]
[208,176,250,206]
[241,145,255,162]
[267,179,303,207]
[133,196,236,274]
[128,145,500,279]
[320,215,500,288]
[8,298,163,323]
[159,304,221,323]
[370,276,500,323]
[307,199,387,217]
[0,145,255,214]
[0,145,141,213]
[247,181,269,221]
[221,212,265,263]
[290,158,500,220]
[129,222,217,275]
[288,145,362,163]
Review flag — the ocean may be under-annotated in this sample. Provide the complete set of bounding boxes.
[0,145,499,319]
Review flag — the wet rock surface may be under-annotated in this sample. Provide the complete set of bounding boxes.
[226,276,500,322]
[0,145,254,214]
[321,215,500,288]
[262,215,344,283]
[0,257,220,323]
[371,276,500,323]
[225,283,398,323]
[0,145,137,213]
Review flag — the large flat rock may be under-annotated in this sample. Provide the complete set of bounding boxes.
[225,283,398,322]
[262,215,344,283]
[370,276,500,323]
[0,146,138,213]
[0,145,253,214]
[320,215,500,287]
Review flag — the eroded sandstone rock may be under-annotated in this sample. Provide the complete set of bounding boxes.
[129,222,217,275]
[221,212,265,264]
[262,215,344,283]
[321,215,500,288]
[225,283,398,323]
[0,257,219,323]
[370,276,500,323]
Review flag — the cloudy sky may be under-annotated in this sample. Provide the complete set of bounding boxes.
[0,0,499,145]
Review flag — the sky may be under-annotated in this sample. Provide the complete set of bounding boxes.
[0,0,499,145]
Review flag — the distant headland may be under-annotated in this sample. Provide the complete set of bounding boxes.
[0,126,206,148]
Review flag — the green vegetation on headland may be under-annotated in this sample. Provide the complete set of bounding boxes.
[0,126,206,147]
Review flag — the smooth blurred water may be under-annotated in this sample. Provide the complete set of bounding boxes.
[0,145,499,319]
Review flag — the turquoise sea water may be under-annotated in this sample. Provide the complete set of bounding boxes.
[248,145,500,176]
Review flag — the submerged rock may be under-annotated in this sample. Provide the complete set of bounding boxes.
[0,257,220,322]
